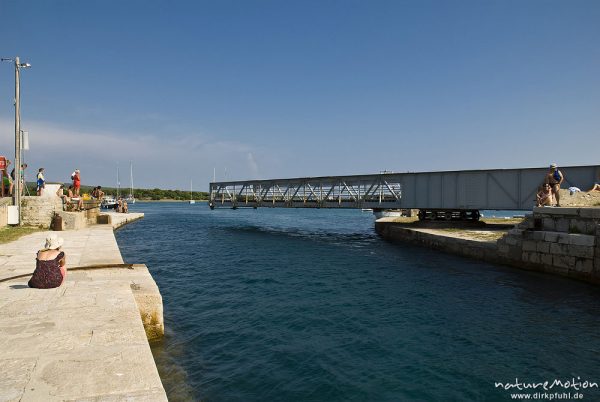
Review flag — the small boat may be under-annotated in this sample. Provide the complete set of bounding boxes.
[101,196,117,209]
[189,179,195,204]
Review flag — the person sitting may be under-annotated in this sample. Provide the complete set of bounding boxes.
[28,234,67,289]
[67,185,84,211]
[97,186,105,199]
[90,186,98,198]
[56,184,68,207]
[536,184,553,207]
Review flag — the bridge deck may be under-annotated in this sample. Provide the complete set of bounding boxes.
[209,165,600,211]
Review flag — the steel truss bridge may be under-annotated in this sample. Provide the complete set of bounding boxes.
[209,165,600,214]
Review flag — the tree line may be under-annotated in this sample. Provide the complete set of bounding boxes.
[23,182,210,201]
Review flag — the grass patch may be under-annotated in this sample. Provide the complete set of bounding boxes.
[0,226,43,244]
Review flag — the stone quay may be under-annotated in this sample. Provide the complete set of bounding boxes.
[0,193,167,400]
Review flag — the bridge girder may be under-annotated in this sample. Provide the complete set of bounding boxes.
[209,165,600,211]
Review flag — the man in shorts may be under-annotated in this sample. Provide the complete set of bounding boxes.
[544,163,564,207]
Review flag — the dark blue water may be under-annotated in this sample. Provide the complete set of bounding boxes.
[116,203,600,402]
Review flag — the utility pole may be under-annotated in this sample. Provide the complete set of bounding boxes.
[14,56,22,224]
[2,56,31,225]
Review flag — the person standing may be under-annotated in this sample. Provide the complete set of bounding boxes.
[72,169,81,196]
[10,163,27,195]
[544,163,564,207]
[36,168,45,196]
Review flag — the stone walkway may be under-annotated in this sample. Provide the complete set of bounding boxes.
[0,214,167,401]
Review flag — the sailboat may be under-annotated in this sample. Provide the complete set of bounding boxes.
[125,161,135,204]
[189,179,195,204]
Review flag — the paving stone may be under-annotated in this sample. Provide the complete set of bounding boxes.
[550,243,567,255]
[536,242,550,253]
[542,218,556,231]
[574,259,594,274]
[557,233,571,244]
[556,218,570,233]
[505,236,520,246]
[568,234,595,247]
[553,255,576,269]
[579,208,600,219]
[569,245,594,259]
[540,253,553,265]
[522,240,537,252]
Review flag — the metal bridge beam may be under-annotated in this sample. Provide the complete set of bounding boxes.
[209,165,600,211]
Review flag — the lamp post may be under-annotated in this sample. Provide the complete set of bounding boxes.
[2,56,31,225]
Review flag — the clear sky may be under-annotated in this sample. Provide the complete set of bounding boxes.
[1,0,598,191]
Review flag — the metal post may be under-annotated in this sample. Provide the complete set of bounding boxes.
[14,57,22,225]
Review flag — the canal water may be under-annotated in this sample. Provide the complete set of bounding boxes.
[116,203,600,401]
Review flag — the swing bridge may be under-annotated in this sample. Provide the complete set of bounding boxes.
[208,165,600,219]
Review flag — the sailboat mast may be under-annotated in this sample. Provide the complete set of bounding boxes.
[130,161,134,196]
[117,164,120,198]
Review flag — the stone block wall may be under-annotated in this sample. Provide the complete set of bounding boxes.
[0,198,9,227]
[20,189,100,229]
[20,196,63,228]
[497,207,600,283]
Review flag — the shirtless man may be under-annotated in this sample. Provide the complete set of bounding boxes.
[544,163,564,207]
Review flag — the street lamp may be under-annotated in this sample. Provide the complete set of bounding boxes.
[1,56,31,225]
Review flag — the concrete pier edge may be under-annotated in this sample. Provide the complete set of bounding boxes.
[0,210,168,401]
[375,207,600,285]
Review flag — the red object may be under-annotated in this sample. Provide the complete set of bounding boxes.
[0,156,6,170]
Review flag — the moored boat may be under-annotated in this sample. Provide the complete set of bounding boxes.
[101,196,118,209]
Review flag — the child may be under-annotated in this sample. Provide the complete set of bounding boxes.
[36,168,45,196]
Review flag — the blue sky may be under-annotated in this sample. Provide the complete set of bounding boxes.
[1,0,598,190]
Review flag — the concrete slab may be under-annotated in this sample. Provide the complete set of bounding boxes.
[99,212,144,230]
[0,222,166,401]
